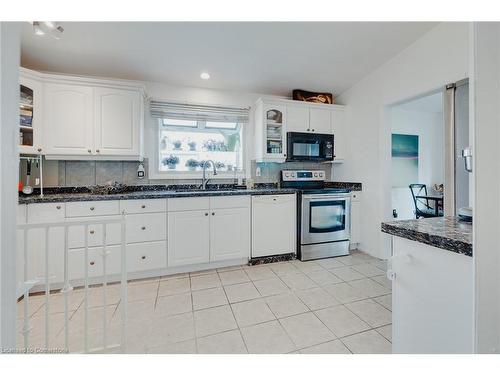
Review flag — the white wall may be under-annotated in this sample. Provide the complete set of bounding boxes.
[389,106,444,220]
[334,22,469,259]
[0,22,21,349]
[472,22,500,354]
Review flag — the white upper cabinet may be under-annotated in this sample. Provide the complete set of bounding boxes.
[309,107,332,134]
[94,88,142,156]
[43,83,94,156]
[286,105,309,133]
[331,108,346,162]
[24,68,144,160]
[253,97,346,163]
[253,99,287,162]
[19,71,44,155]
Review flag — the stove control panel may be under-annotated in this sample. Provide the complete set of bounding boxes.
[281,170,325,182]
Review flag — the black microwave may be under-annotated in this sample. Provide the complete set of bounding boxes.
[286,132,334,162]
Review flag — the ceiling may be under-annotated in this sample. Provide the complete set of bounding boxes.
[396,92,443,113]
[21,22,438,97]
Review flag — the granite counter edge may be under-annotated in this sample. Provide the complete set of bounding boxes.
[381,222,472,257]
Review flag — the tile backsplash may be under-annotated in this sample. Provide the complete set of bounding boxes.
[21,157,333,187]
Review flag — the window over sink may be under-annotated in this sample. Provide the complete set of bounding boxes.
[151,101,248,177]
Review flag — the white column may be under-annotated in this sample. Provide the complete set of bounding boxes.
[0,22,22,350]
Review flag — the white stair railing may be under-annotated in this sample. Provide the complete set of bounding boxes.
[17,214,128,353]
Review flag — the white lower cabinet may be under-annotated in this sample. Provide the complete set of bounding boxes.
[251,194,296,258]
[168,196,250,267]
[210,207,250,262]
[168,210,210,267]
[19,195,255,290]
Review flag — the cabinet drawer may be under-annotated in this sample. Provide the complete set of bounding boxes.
[69,245,122,280]
[27,203,65,223]
[66,201,120,217]
[127,241,167,273]
[168,197,210,212]
[126,212,166,244]
[67,216,121,249]
[210,195,250,209]
[120,199,166,214]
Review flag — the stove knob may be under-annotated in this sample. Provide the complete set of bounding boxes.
[314,172,318,177]
[285,172,290,178]
[319,171,324,177]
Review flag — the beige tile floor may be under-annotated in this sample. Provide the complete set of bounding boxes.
[17,250,392,354]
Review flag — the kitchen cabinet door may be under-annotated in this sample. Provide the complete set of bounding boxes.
[94,87,142,157]
[286,105,310,132]
[309,107,332,134]
[19,75,44,155]
[43,83,94,156]
[331,109,346,161]
[210,207,250,262]
[25,203,66,285]
[168,210,210,267]
[251,194,296,258]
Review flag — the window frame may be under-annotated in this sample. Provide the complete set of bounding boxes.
[150,118,246,180]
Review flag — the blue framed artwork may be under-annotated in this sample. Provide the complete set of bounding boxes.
[392,133,419,188]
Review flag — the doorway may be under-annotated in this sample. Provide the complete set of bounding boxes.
[388,91,445,220]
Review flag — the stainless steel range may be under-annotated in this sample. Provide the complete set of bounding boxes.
[281,170,351,261]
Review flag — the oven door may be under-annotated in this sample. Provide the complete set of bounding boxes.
[301,194,351,245]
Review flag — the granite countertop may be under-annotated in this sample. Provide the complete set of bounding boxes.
[18,186,298,204]
[18,181,362,205]
[381,216,472,257]
[325,181,362,191]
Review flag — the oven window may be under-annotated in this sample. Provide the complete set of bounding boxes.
[293,141,320,157]
[309,200,346,233]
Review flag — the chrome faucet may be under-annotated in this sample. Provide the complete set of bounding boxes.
[201,160,217,190]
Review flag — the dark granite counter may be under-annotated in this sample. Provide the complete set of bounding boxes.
[381,216,472,257]
[18,181,361,205]
[18,186,297,204]
[325,181,362,191]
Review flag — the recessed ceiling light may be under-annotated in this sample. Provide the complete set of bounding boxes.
[200,72,210,80]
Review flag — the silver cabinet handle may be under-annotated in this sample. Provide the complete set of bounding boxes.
[96,149,100,153]
[205,213,208,216]
[212,212,215,216]
[37,148,42,152]
[56,205,61,210]
[141,226,146,230]
[141,205,146,209]
[87,149,92,153]
[90,261,95,266]
[90,207,95,211]
[141,256,146,260]
[89,230,95,235]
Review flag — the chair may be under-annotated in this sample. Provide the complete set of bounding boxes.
[409,184,442,219]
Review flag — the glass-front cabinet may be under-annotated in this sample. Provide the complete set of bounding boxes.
[19,74,43,154]
[254,99,287,162]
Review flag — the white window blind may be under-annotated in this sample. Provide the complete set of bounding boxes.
[150,100,249,123]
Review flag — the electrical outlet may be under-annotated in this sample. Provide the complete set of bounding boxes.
[256,166,261,177]
[137,163,145,179]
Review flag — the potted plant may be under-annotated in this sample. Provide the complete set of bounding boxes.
[173,140,182,150]
[185,159,199,171]
[162,155,179,170]
[160,137,167,150]
[187,140,197,151]
[203,139,217,151]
